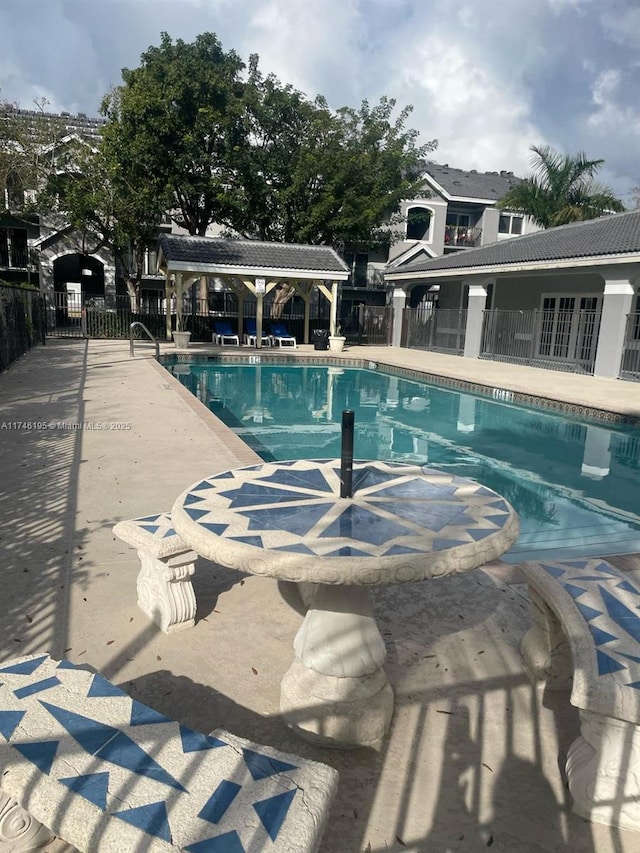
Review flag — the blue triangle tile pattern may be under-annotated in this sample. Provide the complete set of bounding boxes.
[88,674,127,698]
[254,790,297,841]
[0,654,315,849]
[130,700,173,726]
[0,709,25,740]
[535,559,640,692]
[0,655,48,675]
[113,801,172,842]
[174,459,517,562]
[15,740,58,774]
[59,772,110,810]
[127,512,185,547]
[184,831,246,852]
[242,748,298,780]
[179,725,227,752]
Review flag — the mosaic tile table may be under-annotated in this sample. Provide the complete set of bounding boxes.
[172,459,520,747]
[0,654,338,852]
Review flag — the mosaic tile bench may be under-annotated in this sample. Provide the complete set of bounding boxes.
[113,513,198,633]
[0,654,338,852]
[520,558,640,832]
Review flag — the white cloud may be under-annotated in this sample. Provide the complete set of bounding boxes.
[0,0,638,196]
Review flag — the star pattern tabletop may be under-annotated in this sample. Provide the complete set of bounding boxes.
[171,460,520,585]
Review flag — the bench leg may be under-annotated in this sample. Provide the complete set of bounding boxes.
[136,550,197,633]
[520,585,573,688]
[0,790,55,850]
[566,709,640,831]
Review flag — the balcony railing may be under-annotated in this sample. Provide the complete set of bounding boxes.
[348,266,388,289]
[444,225,481,249]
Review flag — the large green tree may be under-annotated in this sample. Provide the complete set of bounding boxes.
[498,144,625,228]
[100,33,434,247]
[233,58,435,246]
[100,32,246,237]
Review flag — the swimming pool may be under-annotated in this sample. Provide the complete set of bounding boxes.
[167,360,640,563]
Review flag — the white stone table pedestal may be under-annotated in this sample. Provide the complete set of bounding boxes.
[172,460,520,748]
[281,584,394,747]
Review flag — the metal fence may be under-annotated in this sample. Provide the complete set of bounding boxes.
[342,305,392,345]
[0,282,46,372]
[481,308,601,374]
[620,312,640,381]
[403,306,467,353]
[44,292,332,343]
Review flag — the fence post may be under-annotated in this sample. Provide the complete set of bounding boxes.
[528,310,538,364]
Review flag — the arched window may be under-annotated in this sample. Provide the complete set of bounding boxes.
[406,206,432,241]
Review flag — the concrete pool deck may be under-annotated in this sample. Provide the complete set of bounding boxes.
[1,337,639,852]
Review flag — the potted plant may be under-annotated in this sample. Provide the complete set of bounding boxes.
[172,283,191,348]
[328,326,346,353]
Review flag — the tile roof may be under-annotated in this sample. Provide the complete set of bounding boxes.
[389,209,640,276]
[158,234,349,276]
[423,162,522,201]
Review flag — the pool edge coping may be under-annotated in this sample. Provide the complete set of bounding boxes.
[158,351,640,428]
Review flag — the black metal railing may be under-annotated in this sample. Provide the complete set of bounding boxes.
[44,292,333,343]
[620,312,640,381]
[481,309,601,374]
[403,306,467,353]
[0,282,46,372]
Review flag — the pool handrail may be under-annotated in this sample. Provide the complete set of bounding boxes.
[129,322,160,359]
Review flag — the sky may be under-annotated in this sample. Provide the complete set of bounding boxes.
[1,0,639,203]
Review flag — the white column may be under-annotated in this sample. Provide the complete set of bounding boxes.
[463,281,489,358]
[330,281,338,336]
[593,273,635,378]
[256,292,264,349]
[391,287,407,347]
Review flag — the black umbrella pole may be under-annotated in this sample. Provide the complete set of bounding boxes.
[340,409,354,498]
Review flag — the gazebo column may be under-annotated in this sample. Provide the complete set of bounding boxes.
[463,280,490,358]
[237,292,245,342]
[593,272,636,378]
[301,282,313,345]
[391,287,407,347]
[256,292,265,349]
[164,272,171,341]
[330,281,339,336]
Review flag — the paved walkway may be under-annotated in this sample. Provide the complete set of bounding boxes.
[1,338,638,852]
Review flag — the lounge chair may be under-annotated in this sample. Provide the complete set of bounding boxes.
[243,318,271,346]
[270,322,297,348]
[213,321,240,346]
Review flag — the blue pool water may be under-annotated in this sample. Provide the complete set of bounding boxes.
[167,361,640,563]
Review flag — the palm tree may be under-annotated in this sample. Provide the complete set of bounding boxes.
[498,145,625,228]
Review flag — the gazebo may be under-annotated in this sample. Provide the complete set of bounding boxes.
[157,234,350,346]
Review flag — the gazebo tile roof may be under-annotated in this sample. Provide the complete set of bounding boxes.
[158,235,349,275]
[391,209,640,275]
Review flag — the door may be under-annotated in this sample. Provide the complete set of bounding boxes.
[537,294,601,368]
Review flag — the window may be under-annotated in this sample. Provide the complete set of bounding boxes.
[343,250,369,288]
[446,212,470,229]
[499,214,523,235]
[0,228,28,267]
[406,206,432,241]
[445,212,473,248]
